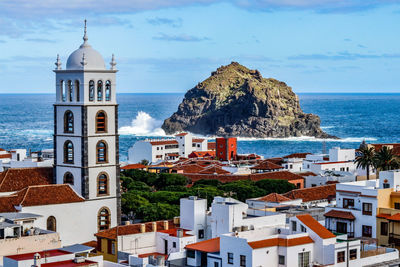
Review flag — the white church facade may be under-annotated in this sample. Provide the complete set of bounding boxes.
[0,21,120,246]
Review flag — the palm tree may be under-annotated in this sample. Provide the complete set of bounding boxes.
[355,146,375,180]
[374,146,400,173]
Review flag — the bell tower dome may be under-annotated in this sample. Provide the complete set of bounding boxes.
[53,20,121,227]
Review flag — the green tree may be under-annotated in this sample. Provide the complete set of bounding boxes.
[255,179,296,194]
[192,179,221,187]
[355,146,376,180]
[188,185,224,205]
[138,203,180,221]
[121,191,150,215]
[154,173,189,190]
[123,169,158,185]
[374,146,400,173]
[218,180,266,202]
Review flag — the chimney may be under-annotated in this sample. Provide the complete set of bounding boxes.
[152,222,157,232]
[163,220,169,230]
[140,224,146,233]
[33,253,41,267]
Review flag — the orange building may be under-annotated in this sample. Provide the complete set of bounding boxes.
[216,137,237,161]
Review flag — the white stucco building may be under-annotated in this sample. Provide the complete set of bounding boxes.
[128,132,208,163]
[0,149,53,172]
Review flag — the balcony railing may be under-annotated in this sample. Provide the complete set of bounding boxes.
[389,233,400,246]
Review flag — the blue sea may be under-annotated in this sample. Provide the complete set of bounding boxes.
[0,93,399,161]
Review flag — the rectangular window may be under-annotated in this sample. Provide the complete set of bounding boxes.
[227,253,233,264]
[362,225,372,238]
[343,198,355,208]
[292,221,297,231]
[214,263,219,267]
[187,250,195,258]
[383,183,390,188]
[395,202,400,210]
[350,249,357,260]
[298,252,310,267]
[362,203,373,215]
[381,222,388,236]
[173,242,176,248]
[337,251,345,263]
[301,225,306,232]
[290,164,293,169]
[198,229,205,239]
[279,255,285,265]
[311,184,316,187]
[336,222,347,234]
[240,255,246,267]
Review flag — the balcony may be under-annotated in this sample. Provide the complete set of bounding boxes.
[360,244,397,258]
[389,233,400,246]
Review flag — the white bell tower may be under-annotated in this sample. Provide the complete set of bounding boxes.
[53,20,120,225]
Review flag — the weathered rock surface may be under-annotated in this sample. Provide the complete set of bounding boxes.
[162,62,336,139]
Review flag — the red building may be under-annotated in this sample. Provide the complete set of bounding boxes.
[216,137,237,161]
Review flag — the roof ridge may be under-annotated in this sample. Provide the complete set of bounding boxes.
[0,168,9,189]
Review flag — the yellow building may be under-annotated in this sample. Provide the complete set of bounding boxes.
[376,191,400,250]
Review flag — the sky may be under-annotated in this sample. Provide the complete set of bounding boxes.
[0,0,400,93]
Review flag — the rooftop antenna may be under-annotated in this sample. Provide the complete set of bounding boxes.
[81,19,90,48]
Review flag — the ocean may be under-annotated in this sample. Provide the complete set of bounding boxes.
[0,93,399,161]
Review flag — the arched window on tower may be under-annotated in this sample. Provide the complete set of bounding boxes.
[105,80,111,101]
[75,80,80,102]
[97,80,103,101]
[64,141,74,164]
[68,80,73,102]
[97,173,109,196]
[61,80,65,102]
[96,141,107,163]
[96,111,107,133]
[89,80,95,101]
[47,216,57,232]
[64,111,74,133]
[98,208,110,231]
[63,172,74,185]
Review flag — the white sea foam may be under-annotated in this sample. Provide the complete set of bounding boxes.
[22,129,53,136]
[321,126,335,130]
[119,111,166,136]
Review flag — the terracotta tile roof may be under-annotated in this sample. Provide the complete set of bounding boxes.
[283,153,311,159]
[172,164,205,174]
[387,213,400,221]
[121,164,146,170]
[158,228,192,237]
[283,184,336,202]
[95,220,177,240]
[315,161,351,165]
[188,151,216,158]
[296,214,335,239]
[175,133,188,136]
[0,167,53,192]
[264,158,284,165]
[298,171,318,177]
[138,252,168,259]
[0,184,84,212]
[167,153,180,157]
[150,140,178,146]
[248,236,314,249]
[0,153,11,159]
[257,193,291,203]
[207,142,216,150]
[199,165,231,175]
[82,240,97,248]
[0,148,6,151]
[185,237,220,253]
[192,138,205,143]
[249,171,305,181]
[377,213,392,219]
[324,209,355,220]
[183,171,304,184]
[250,160,283,170]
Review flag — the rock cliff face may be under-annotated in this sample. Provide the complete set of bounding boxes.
[162,62,336,138]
